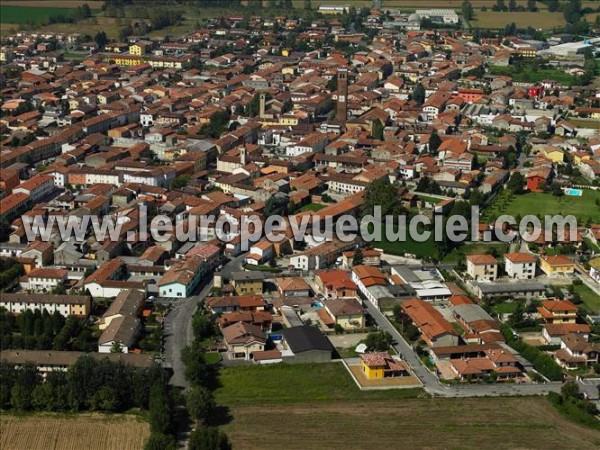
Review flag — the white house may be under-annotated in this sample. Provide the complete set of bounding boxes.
[504,253,537,280]
[158,256,206,298]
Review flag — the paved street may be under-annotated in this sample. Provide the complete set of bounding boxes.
[164,254,246,388]
[363,300,562,397]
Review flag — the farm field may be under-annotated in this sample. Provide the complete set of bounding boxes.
[471,11,567,29]
[215,362,424,406]
[0,5,71,24]
[0,413,149,450]
[1,1,104,7]
[482,191,600,224]
[221,396,600,450]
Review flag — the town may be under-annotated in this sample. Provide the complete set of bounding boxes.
[1,1,600,449]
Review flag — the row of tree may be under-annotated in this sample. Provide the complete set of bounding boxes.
[0,308,96,352]
[0,356,167,412]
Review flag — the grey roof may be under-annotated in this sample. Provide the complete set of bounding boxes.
[453,304,494,324]
[98,315,140,346]
[229,271,268,281]
[476,281,547,294]
[282,326,334,354]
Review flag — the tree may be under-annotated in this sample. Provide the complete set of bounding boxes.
[144,433,177,450]
[352,248,364,266]
[361,177,405,218]
[365,331,393,352]
[563,0,582,24]
[508,0,517,11]
[494,0,507,11]
[507,172,525,194]
[94,31,107,50]
[429,132,442,153]
[110,341,123,353]
[461,0,474,21]
[188,426,231,450]
[149,384,173,435]
[187,386,216,425]
[546,0,559,12]
[527,0,537,11]
[371,119,384,140]
[561,380,580,400]
[411,83,425,106]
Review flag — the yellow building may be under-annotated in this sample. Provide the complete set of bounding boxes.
[231,272,264,295]
[113,54,144,66]
[540,255,575,276]
[129,43,147,56]
[360,352,409,380]
[542,148,564,164]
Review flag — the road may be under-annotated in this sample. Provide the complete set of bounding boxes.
[163,254,246,388]
[363,300,562,398]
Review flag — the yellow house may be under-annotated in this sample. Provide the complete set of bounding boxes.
[540,255,575,276]
[542,147,564,164]
[573,153,591,165]
[360,352,409,380]
[231,273,264,295]
[281,48,291,57]
[281,66,295,75]
[324,298,365,331]
[129,43,147,56]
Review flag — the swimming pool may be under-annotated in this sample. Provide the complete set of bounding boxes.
[565,188,583,197]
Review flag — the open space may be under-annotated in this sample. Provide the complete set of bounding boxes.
[374,224,439,259]
[442,242,509,263]
[574,284,600,312]
[222,397,600,450]
[489,65,576,84]
[215,362,425,406]
[0,413,149,450]
[483,191,600,224]
[471,11,567,30]
[0,5,72,24]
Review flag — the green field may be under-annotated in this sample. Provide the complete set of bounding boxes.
[298,202,327,212]
[483,191,600,224]
[489,65,576,85]
[442,242,509,263]
[374,223,439,259]
[574,284,600,312]
[215,363,424,406]
[0,5,72,24]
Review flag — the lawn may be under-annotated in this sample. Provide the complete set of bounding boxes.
[493,301,520,314]
[489,65,576,85]
[442,242,509,264]
[471,11,566,30]
[221,397,600,450]
[374,223,440,259]
[215,363,424,406]
[574,284,600,312]
[298,202,326,213]
[205,352,222,364]
[483,191,600,225]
